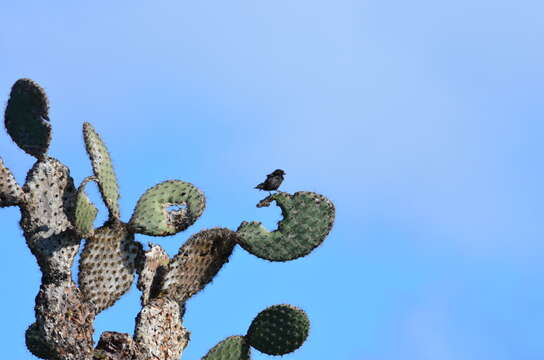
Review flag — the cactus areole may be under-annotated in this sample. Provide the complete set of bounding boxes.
[1,79,336,360]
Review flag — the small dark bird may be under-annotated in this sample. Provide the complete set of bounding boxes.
[255,169,285,193]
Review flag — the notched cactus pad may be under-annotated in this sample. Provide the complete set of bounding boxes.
[0,157,24,207]
[82,122,120,219]
[78,221,142,313]
[202,336,250,360]
[160,228,236,303]
[73,176,98,238]
[236,191,335,261]
[246,304,310,356]
[129,180,205,236]
[4,78,51,158]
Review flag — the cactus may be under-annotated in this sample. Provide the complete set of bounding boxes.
[236,191,335,261]
[1,79,336,360]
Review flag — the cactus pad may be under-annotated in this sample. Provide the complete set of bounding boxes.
[0,157,24,207]
[82,122,120,219]
[202,336,250,360]
[73,176,98,238]
[129,180,205,236]
[236,191,335,261]
[4,78,51,158]
[160,228,236,303]
[21,158,81,278]
[246,304,309,355]
[78,221,142,313]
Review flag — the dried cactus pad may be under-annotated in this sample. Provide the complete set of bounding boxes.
[160,228,236,303]
[78,221,142,313]
[137,243,170,306]
[202,336,250,360]
[73,176,98,238]
[0,157,24,207]
[129,180,205,236]
[236,191,335,261]
[4,78,51,158]
[82,122,120,219]
[246,304,310,356]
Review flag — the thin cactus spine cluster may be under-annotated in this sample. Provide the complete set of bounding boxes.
[1,78,336,360]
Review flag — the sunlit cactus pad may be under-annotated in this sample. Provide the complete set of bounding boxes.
[160,228,236,303]
[0,157,24,207]
[236,191,335,261]
[4,78,51,158]
[82,122,120,219]
[73,177,98,238]
[246,304,309,355]
[129,180,206,236]
[78,221,142,313]
[202,336,250,360]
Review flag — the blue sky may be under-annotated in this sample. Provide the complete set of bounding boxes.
[1,1,543,359]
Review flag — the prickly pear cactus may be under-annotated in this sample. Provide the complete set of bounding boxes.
[246,304,310,355]
[129,180,206,236]
[1,78,336,360]
[4,78,51,159]
[73,176,98,238]
[83,122,121,219]
[78,220,142,313]
[236,191,335,261]
[159,228,237,303]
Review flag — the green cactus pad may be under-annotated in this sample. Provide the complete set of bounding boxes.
[4,78,51,158]
[78,221,142,313]
[236,191,335,261]
[246,304,310,356]
[73,176,98,238]
[82,122,120,219]
[159,228,237,303]
[202,336,250,360]
[0,156,24,207]
[128,180,205,236]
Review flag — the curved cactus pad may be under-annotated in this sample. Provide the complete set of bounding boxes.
[78,221,142,313]
[236,191,335,261]
[129,180,205,236]
[202,336,250,360]
[73,176,98,238]
[82,122,120,219]
[4,78,51,158]
[160,228,236,303]
[246,304,310,355]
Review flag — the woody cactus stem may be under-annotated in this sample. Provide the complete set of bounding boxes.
[1,78,336,360]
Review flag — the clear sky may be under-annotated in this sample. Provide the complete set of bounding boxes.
[1,1,543,359]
